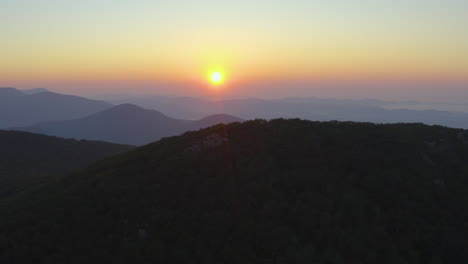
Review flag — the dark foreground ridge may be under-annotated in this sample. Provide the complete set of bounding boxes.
[2,119,468,263]
[0,130,133,199]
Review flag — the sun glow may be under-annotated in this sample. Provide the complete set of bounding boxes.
[210,71,224,85]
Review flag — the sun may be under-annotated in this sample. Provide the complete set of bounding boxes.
[210,71,224,85]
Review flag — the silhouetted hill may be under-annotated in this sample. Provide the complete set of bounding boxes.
[16,104,243,145]
[2,119,468,263]
[0,130,133,199]
[0,87,112,128]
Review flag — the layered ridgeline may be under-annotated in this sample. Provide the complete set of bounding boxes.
[2,119,468,263]
[0,130,133,199]
[0,87,111,128]
[110,95,468,129]
[16,104,243,146]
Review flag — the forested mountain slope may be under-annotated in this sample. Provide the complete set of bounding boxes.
[2,119,468,263]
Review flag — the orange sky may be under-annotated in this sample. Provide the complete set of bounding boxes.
[2,1,468,99]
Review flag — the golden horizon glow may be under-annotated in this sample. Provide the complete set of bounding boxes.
[2,0,468,97]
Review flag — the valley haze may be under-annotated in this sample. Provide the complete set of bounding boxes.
[3,88,468,146]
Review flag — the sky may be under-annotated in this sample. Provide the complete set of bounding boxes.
[2,0,468,100]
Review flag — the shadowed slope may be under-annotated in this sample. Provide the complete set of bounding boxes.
[0,130,133,199]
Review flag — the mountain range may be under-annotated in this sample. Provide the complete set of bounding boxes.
[15,104,243,145]
[108,94,468,129]
[4,86,468,133]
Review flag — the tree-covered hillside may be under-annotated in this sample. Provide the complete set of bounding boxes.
[0,130,133,199]
[2,120,468,263]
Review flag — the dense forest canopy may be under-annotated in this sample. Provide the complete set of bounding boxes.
[1,119,468,263]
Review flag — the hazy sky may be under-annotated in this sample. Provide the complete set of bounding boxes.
[2,0,468,100]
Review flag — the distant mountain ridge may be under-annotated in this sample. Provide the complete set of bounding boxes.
[108,94,468,129]
[0,87,112,128]
[4,86,468,132]
[15,104,243,145]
